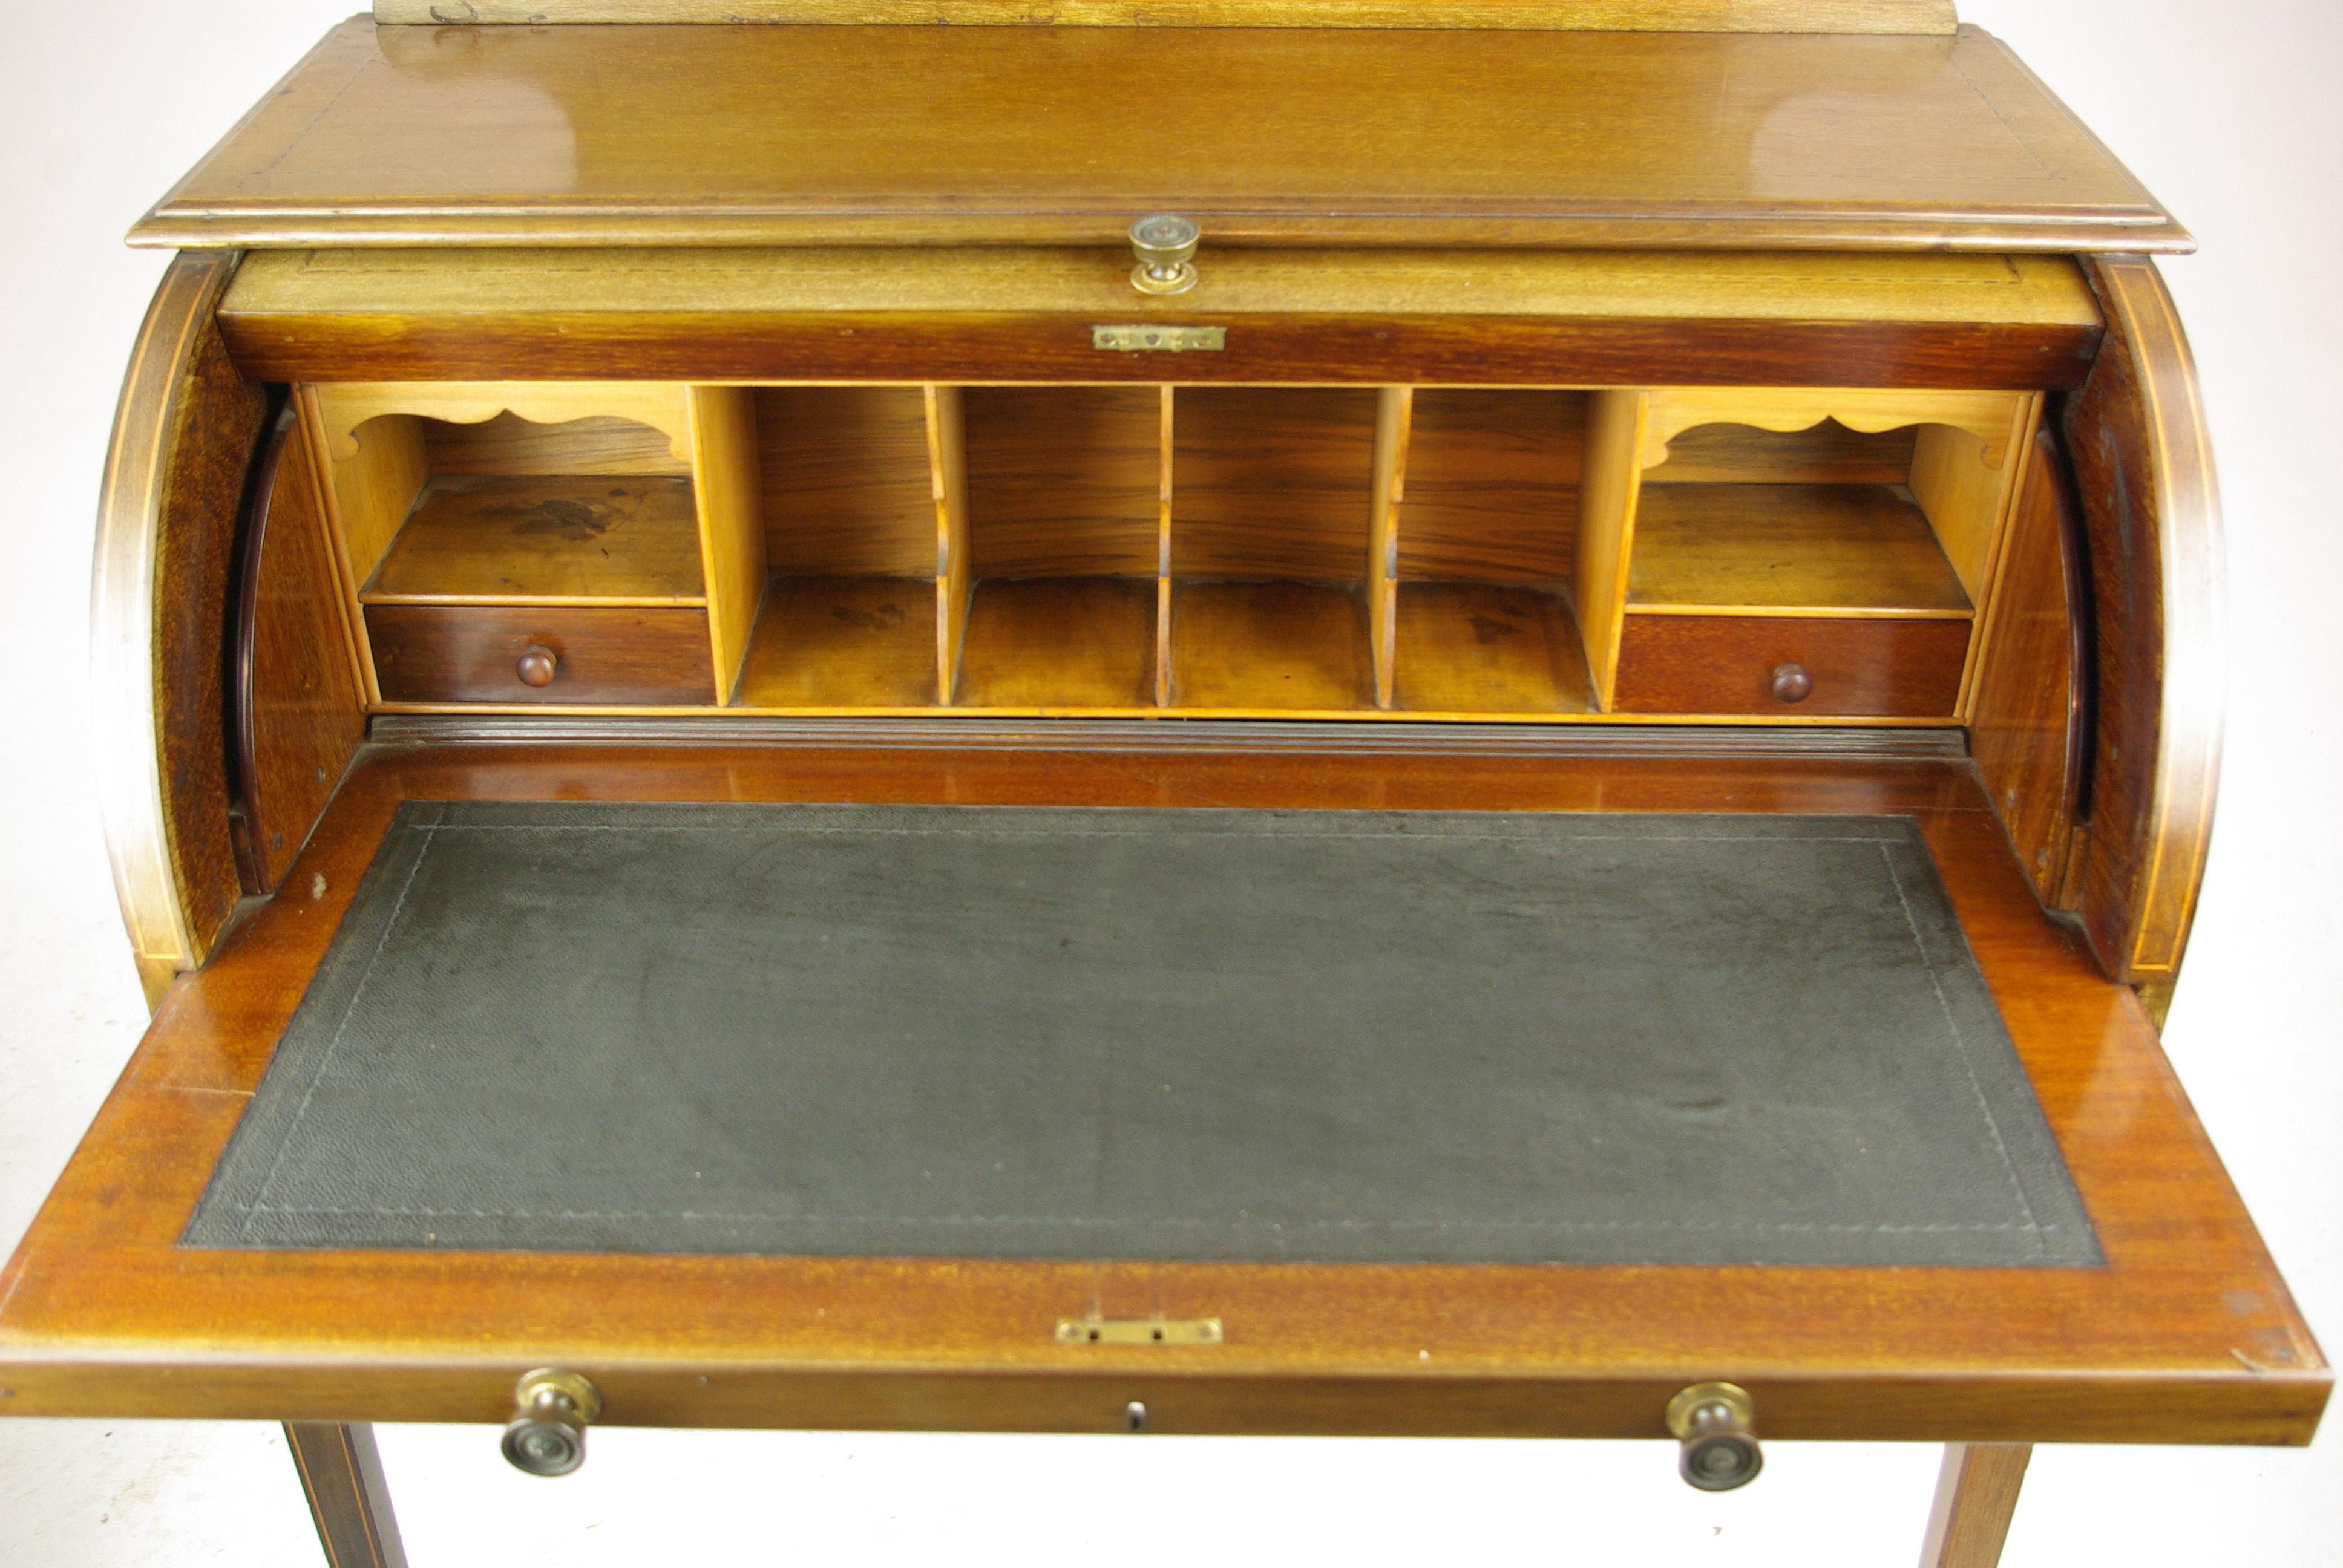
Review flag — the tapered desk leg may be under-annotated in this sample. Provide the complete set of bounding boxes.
[285,1422,410,1568]
[1919,1443,2031,1568]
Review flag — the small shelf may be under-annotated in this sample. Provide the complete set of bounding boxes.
[1628,484,1973,616]
[1170,581,1372,711]
[361,475,707,605]
[957,578,1156,710]
[733,576,937,708]
[1395,583,1594,714]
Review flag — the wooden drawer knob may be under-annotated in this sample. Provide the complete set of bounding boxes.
[515,644,560,688]
[1769,662,1813,704]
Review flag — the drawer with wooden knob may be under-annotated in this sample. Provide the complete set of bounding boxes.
[1610,615,1971,718]
[364,604,717,706]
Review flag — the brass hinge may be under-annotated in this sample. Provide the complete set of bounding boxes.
[1056,1316,1224,1345]
[1092,325,1225,353]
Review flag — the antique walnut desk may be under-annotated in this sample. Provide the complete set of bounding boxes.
[5,1,2328,1563]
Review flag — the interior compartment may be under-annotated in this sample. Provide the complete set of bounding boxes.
[1169,387,1378,710]
[349,412,704,606]
[733,386,940,707]
[953,386,1162,709]
[1394,390,1596,714]
[1631,420,1976,615]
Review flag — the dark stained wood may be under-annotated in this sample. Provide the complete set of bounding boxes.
[1611,615,1971,717]
[755,387,934,578]
[2065,258,2225,989]
[233,408,367,894]
[135,22,2184,253]
[1919,1443,2031,1568]
[284,1423,408,1568]
[0,743,2322,1442]
[366,605,716,705]
[1971,430,2088,910]
[965,387,1160,578]
[1399,390,1582,583]
[1172,388,1377,581]
[152,257,272,958]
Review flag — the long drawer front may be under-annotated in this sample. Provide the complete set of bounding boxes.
[1611,615,1970,719]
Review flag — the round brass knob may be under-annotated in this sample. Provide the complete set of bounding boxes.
[1666,1382,1763,1492]
[501,1367,601,1477]
[1130,214,1200,296]
[1769,662,1813,704]
[515,644,560,688]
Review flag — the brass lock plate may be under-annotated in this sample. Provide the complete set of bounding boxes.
[1092,325,1225,353]
[1056,1316,1225,1345]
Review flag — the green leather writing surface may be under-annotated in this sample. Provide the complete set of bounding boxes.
[189,802,2096,1266]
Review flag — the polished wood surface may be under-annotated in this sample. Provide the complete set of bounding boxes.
[1172,388,1377,581]
[965,387,1160,578]
[958,578,1159,709]
[0,742,2323,1440]
[369,0,1959,30]
[1970,430,2086,910]
[1919,1443,2031,1568]
[1627,485,1971,615]
[687,385,769,697]
[234,410,367,895]
[1612,614,1970,717]
[139,22,2184,253]
[361,477,707,604]
[284,1423,407,1568]
[1392,583,1593,714]
[219,248,2106,391]
[92,252,270,1000]
[733,576,938,708]
[366,605,717,705]
[2066,258,2225,990]
[754,387,934,577]
[1170,581,1374,710]
[1398,390,1581,583]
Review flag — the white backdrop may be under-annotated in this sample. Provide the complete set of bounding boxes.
[1,3,2334,1563]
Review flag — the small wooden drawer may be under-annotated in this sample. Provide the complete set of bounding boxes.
[367,604,716,705]
[1611,615,1969,717]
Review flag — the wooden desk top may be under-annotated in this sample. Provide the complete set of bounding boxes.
[133,19,2184,253]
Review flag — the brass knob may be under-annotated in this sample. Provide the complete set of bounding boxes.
[501,1367,601,1477]
[1666,1382,1762,1492]
[515,644,560,688]
[1130,214,1200,296]
[1769,662,1812,704]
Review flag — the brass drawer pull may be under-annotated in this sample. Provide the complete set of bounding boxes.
[1129,214,1200,295]
[1668,1382,1763,1491]
[501,1367,601,1477]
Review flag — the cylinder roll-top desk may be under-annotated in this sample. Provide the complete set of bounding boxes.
[5,1,2325,1563]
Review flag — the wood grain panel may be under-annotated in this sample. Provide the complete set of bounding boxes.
[1392,583,1593,715]
[0,746,2322,1442]
[732,577,939,710]
[1919,1444,2031,1568]
[219,249,2106,392]
[136,22,2183,253]
[371,0,1960,31]
[1398,390,1581,583]
[1169,581,1372,710]
[91,253,272,998]
[1643,419,1916,486]
[754,387,935,577]
[1627,485,1971,615]
[421,413,688,479]
[365,605,716,705]
[2065,258,2224,991]
[233,409,366,895]
[964,387,1159,578]
[1970,430,2088,910]
[1612,615,1970,717]
[283,1423,408,1568]
[689,386,768,699]
[1172,388,1377,581]
[957,578,1158,710]
[360,477,706,604]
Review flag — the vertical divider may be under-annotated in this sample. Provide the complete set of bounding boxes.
[1367,386,1414,710]
[684,385,767,704]
[1156,384,1176,708]
[1576,388,1651,711]
[925,384,972,705]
